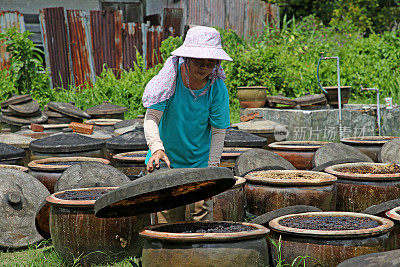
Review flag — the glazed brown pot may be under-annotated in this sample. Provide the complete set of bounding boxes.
[140,221,270,267]
[268,141,330,170]
[269,212,394,267]
[237,86,267,108]
[323,86,351,105]
[340,136,398,162]
[245,170,337,215]
[386,207,400,249]
[220,147,251,169]
[28,157,110,193]
[112,151,147,179]
[47,187,151,265]
[213,176,246,222]
[325,162,400,212]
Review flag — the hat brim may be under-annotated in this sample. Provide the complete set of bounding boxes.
[171,45,233,61]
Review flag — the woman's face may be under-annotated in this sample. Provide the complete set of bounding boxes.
[187,58,219,80]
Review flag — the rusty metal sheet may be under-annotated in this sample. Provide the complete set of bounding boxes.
[90,10,123,77]
[163,8,183,38]
[145,25,163,68]
[122,23,142,70]
[0,11,25,70]
[39,7,71,89]
[66,10,95,87]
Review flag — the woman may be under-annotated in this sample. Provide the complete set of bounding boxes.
[142,26,232,223]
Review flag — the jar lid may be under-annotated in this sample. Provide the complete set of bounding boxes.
[337,249,400,267]
[94,167,235,218]
[47,102,90,119]
[269,141,330,151]
[380,138,400,164]
[0,169,49,248]
[54,162,130,192]
[313,143,373,168]
[1,94,32,108]
[294,93,326,106]
[29,133,105,153]
[28,156,110,172]
[224,128,267,148]
[9,100,40,116]
[0,142,25,160]
[0,133,36,149]
[85,101,128,116]
[106,128,147,150]
[114,119,143,130]
[267,94,296,106]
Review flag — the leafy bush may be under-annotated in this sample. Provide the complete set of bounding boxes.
[0,28,50,103]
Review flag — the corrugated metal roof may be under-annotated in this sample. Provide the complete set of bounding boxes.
[0,11,25,70]
[39,7,71,89]
[66,10,95,87]
[90,10,123,77]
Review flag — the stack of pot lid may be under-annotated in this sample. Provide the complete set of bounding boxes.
[94,167,236,218]
[0,133,36,149]
[0,168,50,248]
[0,142,25,162]
[267,93,297,108]
[84,118,122,133]
[29,133,105,154]
[0,94,47,127]
[106,127,148,152]
[84,101,127,119]
[224,127,268,148]
[45,102,90,124]
[294,93,327,107]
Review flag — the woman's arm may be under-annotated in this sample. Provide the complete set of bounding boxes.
[208,127,226,167]
[144,109,171,170]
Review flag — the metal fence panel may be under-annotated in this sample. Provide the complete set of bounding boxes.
[0,11,25,70]
[145,24,164,69]
[66,10,95,87]
[122,22,142,70]
[39,7,71,89]
[90,10,123,77]
[163,8,183,38]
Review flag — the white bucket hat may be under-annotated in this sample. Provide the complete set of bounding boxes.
[171,26,233,61]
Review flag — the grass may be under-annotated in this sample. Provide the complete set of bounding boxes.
[0,241,140,267]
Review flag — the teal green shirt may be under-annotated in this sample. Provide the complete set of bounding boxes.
[145,63,230,168]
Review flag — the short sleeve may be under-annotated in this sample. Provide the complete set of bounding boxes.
[209,79,230,129]
[148,100,167,112]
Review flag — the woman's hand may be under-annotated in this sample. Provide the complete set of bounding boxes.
[147,150,171,172]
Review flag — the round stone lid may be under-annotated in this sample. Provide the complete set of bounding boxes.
[0,169,50,248]
[0,133,36,149]
[294,93,327,106]
[54,162,130,192]
[362,198,400,216]
[9,100,40,116]
[0,142,25,160]
[231,120,280,134]
[1,107,14,116]
[224,128,268,148]
[43,108,65,118]
[0,113,48,126]
[29,133,105,153]
[1,94,32,108]
[114,118,143,130]
[337,249,400,267]
[380,138,400,164]
[269,141,330,151]
[312,143,373,168]
[106,128,148,150]
[94,167,236,218]
[47,102,90,119]
[235,148,295,177]
[267,94,297,106]
[85,101,128,116]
